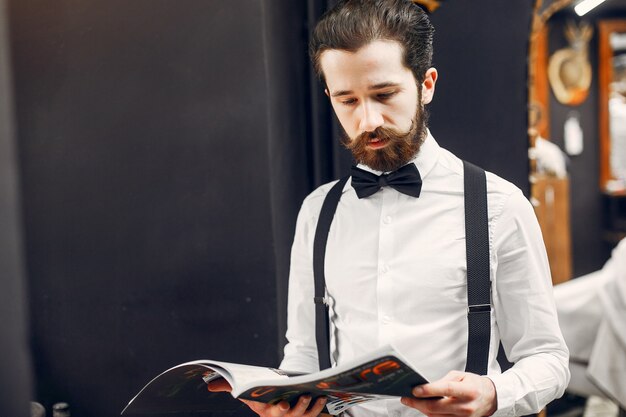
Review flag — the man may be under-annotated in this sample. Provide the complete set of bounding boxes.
[554,238,626,409]
[210,1,570,416]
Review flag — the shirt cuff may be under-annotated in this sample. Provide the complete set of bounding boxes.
[486,373,517,417]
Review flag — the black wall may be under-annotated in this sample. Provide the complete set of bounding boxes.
[8,1,310,416]
[6,1,535,417]
[0,0,34,415]
[428,1,531,193]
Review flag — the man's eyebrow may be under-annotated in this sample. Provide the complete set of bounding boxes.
[330,82,401,97]
[369,82,400,90]
[330,90,353,98]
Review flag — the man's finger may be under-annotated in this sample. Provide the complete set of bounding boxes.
[305,397,328,417]
[412,380,474,400]
[290,395,312,415]
[268,401,290,417]
[240,399,268,414]
[402,395,476,415]
[401,396,452,415]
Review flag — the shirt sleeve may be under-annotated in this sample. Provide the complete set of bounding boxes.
[489,189,570,417]
[279,193,322,374]
[599,238,626,345]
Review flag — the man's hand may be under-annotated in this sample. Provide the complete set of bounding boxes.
[207,378,328,417]
[400,371,497,417]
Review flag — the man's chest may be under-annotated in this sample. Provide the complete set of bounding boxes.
[323,195,470,317]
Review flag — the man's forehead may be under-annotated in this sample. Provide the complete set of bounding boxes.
[320,40,405,69]
[320,40,412,91]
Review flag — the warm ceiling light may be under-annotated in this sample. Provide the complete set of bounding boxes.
[574,0,607,16]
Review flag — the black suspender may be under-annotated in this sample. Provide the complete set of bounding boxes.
[462,161,491,375]
[312,161,491,374]
[313,176,349,371]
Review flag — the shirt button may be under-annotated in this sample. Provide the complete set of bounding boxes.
[381,264,390,273]
[382,315,391,324]
[383,216,392,224]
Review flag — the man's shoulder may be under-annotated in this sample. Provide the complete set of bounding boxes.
[484,170,523,199]
[437,146,523,198]
[300,177,351,214]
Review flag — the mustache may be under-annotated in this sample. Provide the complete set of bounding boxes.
[343,125,414,150]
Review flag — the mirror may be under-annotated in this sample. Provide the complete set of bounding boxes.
[528,0,626,283]
[599,20,626,193]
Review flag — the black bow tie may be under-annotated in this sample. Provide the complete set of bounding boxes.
[350,163,422,199]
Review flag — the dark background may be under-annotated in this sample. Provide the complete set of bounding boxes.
[0,1,612,417]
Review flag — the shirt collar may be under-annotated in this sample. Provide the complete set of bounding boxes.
[355,129,440,180]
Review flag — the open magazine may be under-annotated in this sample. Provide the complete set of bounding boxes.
[122,344,430,415]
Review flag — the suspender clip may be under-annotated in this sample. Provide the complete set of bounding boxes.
[314,296,328,306]
[468,304,491,314]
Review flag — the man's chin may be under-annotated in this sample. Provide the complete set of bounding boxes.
[358,148,420,172]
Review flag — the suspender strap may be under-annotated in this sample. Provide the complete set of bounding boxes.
[313,176,349,370]
[463,160,491,375]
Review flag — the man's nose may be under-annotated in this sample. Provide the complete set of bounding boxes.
[358,102,384,133]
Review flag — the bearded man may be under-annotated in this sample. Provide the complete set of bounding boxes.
[210,1,570,416]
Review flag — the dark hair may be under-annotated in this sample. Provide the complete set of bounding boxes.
[310,0,435,84]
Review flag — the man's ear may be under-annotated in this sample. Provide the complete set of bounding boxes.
[421,68,438,105]
[324,88,330,98]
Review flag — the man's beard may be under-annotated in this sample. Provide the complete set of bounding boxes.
[342,104,429,172]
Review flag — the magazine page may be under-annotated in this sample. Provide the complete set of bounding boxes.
[200,361,293,389]
[122,360,290,415]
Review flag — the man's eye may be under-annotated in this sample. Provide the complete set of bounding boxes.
[341,98,357,106]
[377,92,396,100]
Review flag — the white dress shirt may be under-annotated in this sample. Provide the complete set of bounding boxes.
[280,132,570,417]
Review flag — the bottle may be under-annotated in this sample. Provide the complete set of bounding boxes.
[30,401,46,417]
